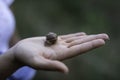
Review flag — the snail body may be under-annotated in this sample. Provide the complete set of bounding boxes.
[45,32,58,46]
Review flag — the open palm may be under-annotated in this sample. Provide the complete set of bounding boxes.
[14,32,109,73]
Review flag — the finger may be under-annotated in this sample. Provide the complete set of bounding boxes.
[60,32,86,39]
[68,33,109,47]
[66,39,105,58]
[65,35,87,43]
[93,33,109,40]
[32,57,69,74]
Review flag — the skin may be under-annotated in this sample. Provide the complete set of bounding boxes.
[0,32,109,80]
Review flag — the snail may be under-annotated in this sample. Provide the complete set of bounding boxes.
[45,32,58,46]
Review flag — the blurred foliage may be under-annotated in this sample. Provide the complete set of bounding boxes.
[12,0,120,80]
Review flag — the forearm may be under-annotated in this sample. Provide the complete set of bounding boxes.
[0,47,22,80]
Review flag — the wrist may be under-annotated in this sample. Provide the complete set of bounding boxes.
[7,46,23,67]
[0,47,23,79]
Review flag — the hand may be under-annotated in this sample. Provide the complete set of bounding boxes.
[13,32,109,73]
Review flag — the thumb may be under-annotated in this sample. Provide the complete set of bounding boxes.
[32,57,69,73]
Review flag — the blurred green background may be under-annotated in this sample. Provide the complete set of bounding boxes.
[12,0,120,80]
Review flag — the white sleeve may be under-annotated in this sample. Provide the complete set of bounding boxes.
[0,0,14,6]
[0,1,15,53]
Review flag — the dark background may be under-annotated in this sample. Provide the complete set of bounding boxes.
[12,0,120,80]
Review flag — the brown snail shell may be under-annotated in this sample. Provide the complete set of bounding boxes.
[45,32,58,45]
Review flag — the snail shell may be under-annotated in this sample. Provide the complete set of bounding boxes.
[45,32,58,45]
